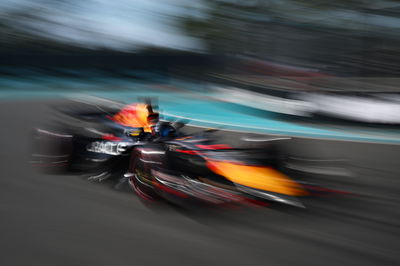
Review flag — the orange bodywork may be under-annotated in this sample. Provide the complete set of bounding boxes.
[206,160,308,196]
[112,103,154,132]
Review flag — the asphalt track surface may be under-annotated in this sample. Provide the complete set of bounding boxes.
[1,100,400,266]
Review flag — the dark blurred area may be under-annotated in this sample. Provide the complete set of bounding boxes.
[2,0,400,77]
[1,1,400,266]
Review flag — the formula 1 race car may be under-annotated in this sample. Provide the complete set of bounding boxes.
[31,97,349,208]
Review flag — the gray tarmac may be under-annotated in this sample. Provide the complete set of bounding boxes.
[0,100,399,266]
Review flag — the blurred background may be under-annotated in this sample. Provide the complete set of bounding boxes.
[1,1,399,266]
[2,0,400,75]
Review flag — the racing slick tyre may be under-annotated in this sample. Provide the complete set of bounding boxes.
[128,151,159,202]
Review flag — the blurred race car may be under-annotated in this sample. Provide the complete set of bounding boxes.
[32,97,348,208]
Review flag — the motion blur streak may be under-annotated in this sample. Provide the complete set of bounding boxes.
[206,161,307,196]
[1,0,400,266]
